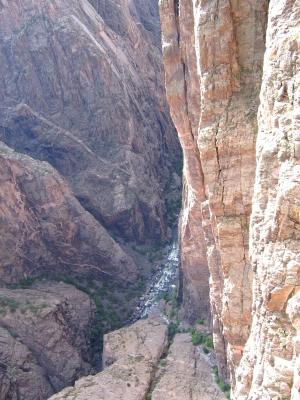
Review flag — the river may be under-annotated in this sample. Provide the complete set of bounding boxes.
[130,239,179,321]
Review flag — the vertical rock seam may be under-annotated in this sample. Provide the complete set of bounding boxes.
[235,1,300,399]
[159,0,210,326]
[159,0,268,385]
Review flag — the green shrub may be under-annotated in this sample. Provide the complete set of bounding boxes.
[205,336,214,349]
[212,365,231,398]
[191,331,214,349]
[219,379,231,392]
[168,322,179,338]
[159,359,167,367]
[191,331,205,346]
[0,298,20,314]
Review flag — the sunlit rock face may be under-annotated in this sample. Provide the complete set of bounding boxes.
[160,0,300,398]
[159,0,268,382]
[0,0,179,247]
[49,317,169,400]
[159,0,210,325]
[235,2,300,398]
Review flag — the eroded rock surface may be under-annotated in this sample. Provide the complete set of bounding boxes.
[0,282,95,400]
[159,0,210,324]
[152,333,226,400]
[160,0,300,399]
[0,141,136,284]
[0,1,180,398]
[0,0,179,246]
[235,2,300,399]
[49,316,168,400]
[159,0,268,381]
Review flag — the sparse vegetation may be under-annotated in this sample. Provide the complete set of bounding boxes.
[191,331,214,349]
[159,359,167,368]
[168,321,180,339]
[277,328,290,350]
[0,297,48,316]
[0,297,20,314]
[166,197,182,226]
[212,366,231,399]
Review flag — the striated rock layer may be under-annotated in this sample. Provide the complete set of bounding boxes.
[0,0,180,398]
[0,0,180,268]
[159,0,268,381]
[0,141,136,284]
[160,0,300,398]
[0,282,95,400]
[235,1,300,399]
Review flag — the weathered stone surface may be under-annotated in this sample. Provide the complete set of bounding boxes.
[0,0,179,245]
[0,141,137,284]
[159,0,210,324]
[0,282,95,400]
[151,333,226,400]
[235,2,300,399]
[102,316,168,369]
[159,0,268,383]
[49,316,168,400]
[160,0,300,399]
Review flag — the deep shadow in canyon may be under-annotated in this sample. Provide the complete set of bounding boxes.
[0,0,182,399]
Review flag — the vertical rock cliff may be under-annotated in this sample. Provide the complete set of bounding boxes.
[160,0,300,398]
[159,0,268,381]
[236,2,300,399]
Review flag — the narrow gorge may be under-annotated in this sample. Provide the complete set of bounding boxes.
[0,0,182,398]
[0,1,299,400]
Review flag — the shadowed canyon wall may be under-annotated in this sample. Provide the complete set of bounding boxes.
[160,0,300,398]
[0,0,180,398]
[0,0,180,260]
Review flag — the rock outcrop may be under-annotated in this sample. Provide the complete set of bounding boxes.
[49,316,169,400]
[0,282,95,400]
[151,333,226,400]
[49,317,228,400]
[160,0,300,399]
[0,141,136,284]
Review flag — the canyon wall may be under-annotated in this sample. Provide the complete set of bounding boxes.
[236,1,300,398]
[0,0,180,255]
[159,0,268,380]
[0,0,180,398]
[160,0,300,398]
